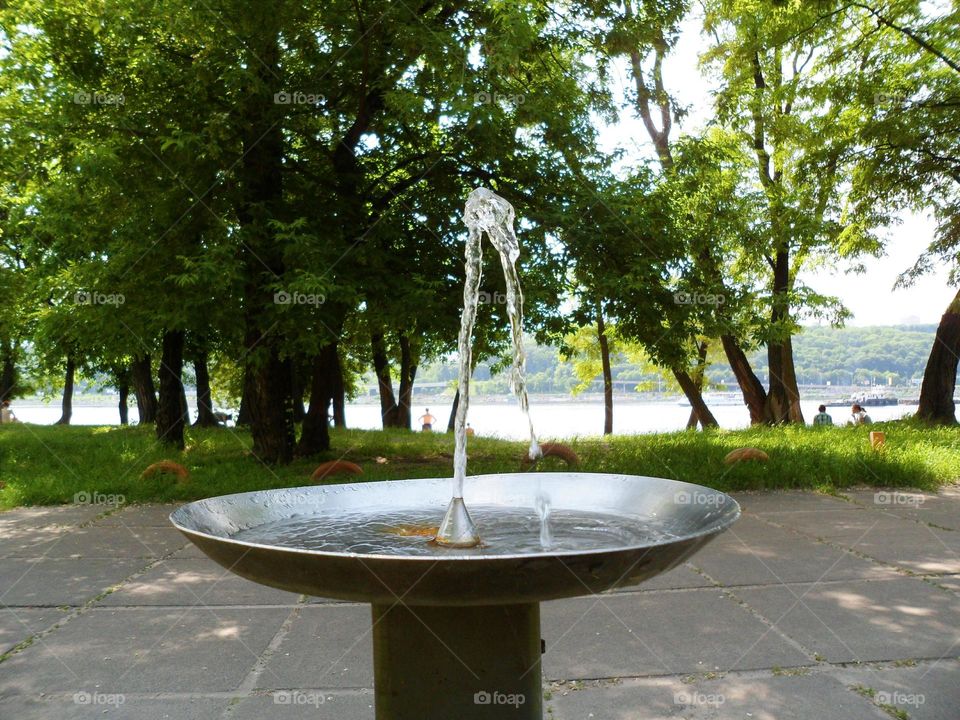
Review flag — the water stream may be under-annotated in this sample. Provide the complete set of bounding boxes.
[437,188,544,547]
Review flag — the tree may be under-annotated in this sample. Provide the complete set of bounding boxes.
[802,1,960,422]
[703,0,879,423]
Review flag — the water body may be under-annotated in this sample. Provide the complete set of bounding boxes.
[9,399,914,436]
[337,399,914,439]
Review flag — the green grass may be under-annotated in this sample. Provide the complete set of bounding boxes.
[0,418,957,509]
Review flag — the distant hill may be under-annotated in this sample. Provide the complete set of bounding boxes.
[749,324,935,387]
[413,325,937,396]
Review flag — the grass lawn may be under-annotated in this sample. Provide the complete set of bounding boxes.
[0,418,957,509]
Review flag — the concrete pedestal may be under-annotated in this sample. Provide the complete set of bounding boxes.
[371,602,542,719]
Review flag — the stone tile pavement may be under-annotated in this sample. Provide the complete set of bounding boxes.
[0,487,957,719]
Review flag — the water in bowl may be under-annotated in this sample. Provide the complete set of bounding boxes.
[233,504,679,557]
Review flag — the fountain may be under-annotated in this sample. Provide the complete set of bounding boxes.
[171,188,740,720]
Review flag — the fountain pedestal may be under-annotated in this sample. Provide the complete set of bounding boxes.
[372,603,541,719]
[171,473,740,720]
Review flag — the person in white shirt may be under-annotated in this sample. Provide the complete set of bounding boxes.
[849,403,872,426]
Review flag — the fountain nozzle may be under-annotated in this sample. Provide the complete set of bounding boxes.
[434,497,481,548]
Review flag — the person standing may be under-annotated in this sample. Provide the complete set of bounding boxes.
[812,405,833,426]
[417,408,436,432]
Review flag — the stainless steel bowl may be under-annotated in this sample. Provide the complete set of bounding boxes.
[170,473,739,606]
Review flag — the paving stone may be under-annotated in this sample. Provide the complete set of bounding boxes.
[834,659,960,720]
[852,533,960,575]
[168,542,211,560]
[0,504,110,529]
[0,607,71,653]
[0,607,290,696]
[541,590,809,680]
[929,574,960,593]
[844,488,960,530]
[0,695,226,719]
[759,508,917,541]
[686,672,888,720]
[98,559,302,606]
[0,558,148,606]
[258,605,373,689]
[232,691,375,720]
[609,563,714,593]
[733,492,853,514]
[38,526,188,559]
[735,577,960,663]
[546,672,888,720]
[690,517,897,586]
[0,525,70,558]
[760,509,960,574]
[95,504,182,527]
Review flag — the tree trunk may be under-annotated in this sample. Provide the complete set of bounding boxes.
[292,362,307,424]
[0,338,16,402]
[684,342,709,430]
[179,382,190,426]
[673,366,718,429]
[721,334,768,425]
[765,249,805,424]
[130,355,158,424]
[684,340,711,430]
[245,352,296,464]
[298,343,339,456]
[372,332,400,427]
[237,378,252,426]
[917,288,960,424]
[235,6,295,464]
[446,389,460,433]
[55,357,75,425]
[597,307,613,435]
[156,330,186,449]
[193,350,220,427]
[332,346,346,428]
[395,334,418,430]
[118,382,130,425]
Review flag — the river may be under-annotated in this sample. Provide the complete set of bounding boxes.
[7,398,915,438]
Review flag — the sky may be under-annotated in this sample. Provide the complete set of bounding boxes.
[596,11,953,327]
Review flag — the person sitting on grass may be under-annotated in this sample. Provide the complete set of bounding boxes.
[417,408,436,432]
[812,404,833,426]
[849,403,872,426]
[0,400,19,424]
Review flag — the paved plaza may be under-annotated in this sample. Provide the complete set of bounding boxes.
[0,488,958,719]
